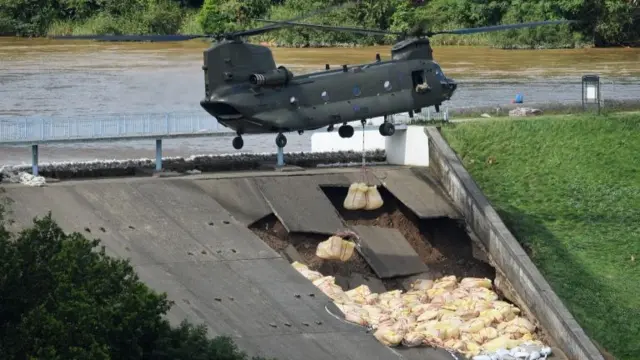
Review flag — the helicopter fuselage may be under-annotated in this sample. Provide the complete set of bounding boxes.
[201,59,456,134]
[199,40,456,135]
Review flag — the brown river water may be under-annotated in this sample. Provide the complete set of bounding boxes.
[1,37,639,165]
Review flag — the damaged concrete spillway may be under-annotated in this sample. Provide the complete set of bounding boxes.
[1,166,591,360]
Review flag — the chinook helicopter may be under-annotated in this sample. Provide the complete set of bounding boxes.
[52,3,574,150]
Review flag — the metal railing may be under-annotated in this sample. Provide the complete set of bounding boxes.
[0,111,227,145]
[0,109,448,145]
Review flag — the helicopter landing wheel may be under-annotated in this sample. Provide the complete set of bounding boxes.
[379,122,395,137]
[338,125,354,138]
[232,136,244,150]
[275,133,287,148]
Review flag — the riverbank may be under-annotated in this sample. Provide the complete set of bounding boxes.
[440,112,640,360]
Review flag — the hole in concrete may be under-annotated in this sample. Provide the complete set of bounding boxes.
[222,220,230,225]
[319,185,496,281]
[249,183,554,354]
[250,184,495,293]
[250,214,387,290]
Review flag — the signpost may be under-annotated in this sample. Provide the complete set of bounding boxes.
[582,75,601,114]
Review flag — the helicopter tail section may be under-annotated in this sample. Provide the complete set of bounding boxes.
[200,101,243,120]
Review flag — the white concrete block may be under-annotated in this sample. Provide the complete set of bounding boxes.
[310,125,429,167]
[310,129,386,152]
[385,126,429,166]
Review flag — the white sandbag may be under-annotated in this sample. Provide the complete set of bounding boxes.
[344,182,368,210]
[364,185,384,210]
[315,236,355,261]
[290,261,323,281]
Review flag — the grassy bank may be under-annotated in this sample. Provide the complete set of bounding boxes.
[440,113,640,359]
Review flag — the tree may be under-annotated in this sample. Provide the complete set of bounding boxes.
[0,212,270,360]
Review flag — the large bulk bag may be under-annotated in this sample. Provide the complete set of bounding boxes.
[364,185,384,210]
[315,235,355,261]
[343,182,368,210]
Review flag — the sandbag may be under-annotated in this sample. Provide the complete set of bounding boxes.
[364,185,384,210]
[373,325,405,347]
[343,182,368,210]
[432,275,458,290]
[460,319,485,334]
[290,261,323,281]
[482,335,521,352]
[410,279,434,291]
[315,235,355,261]
[459,277,493,290]
[344,308,369,326]
[402,332,425,347]
[443,339,465,351]
[468,287,499,302]
[416,310,439,322]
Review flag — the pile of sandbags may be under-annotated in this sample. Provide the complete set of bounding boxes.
[290,263,552,359]
[315,234,356,261]
[343,183,383,211]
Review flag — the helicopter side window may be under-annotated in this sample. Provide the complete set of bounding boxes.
[411,70,430,93]
[411,70,424,86]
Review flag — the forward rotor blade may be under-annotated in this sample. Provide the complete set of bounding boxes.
[428,20,576,36]
[255,19,402,37]
[230,2,358,38]
[48,34,208,42]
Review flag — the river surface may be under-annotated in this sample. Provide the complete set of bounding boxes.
[1,37,639,166]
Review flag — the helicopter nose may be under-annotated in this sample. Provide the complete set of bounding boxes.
[442,78,457,98]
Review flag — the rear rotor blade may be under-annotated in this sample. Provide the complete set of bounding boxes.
[48,34,208,42]
[255,19,402,37]
[428,20,576,36]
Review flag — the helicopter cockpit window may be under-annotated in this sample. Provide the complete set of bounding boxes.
[433,63,447,81]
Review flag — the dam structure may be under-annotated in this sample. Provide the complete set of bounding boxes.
[0,126,604,360]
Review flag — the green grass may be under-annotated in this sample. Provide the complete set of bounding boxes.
[440,113,640,360]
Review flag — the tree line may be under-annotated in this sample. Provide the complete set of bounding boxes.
[0,0,639,48]
[0,201,272,360]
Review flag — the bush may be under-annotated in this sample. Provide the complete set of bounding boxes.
[0,212,270,360]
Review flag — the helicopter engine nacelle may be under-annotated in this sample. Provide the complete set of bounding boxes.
[249,66,293,86]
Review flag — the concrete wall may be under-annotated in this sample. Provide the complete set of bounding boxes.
[424,127,604,360]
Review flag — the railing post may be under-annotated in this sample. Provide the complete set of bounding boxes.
[155,139,162,171]
[31,144,39,176]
